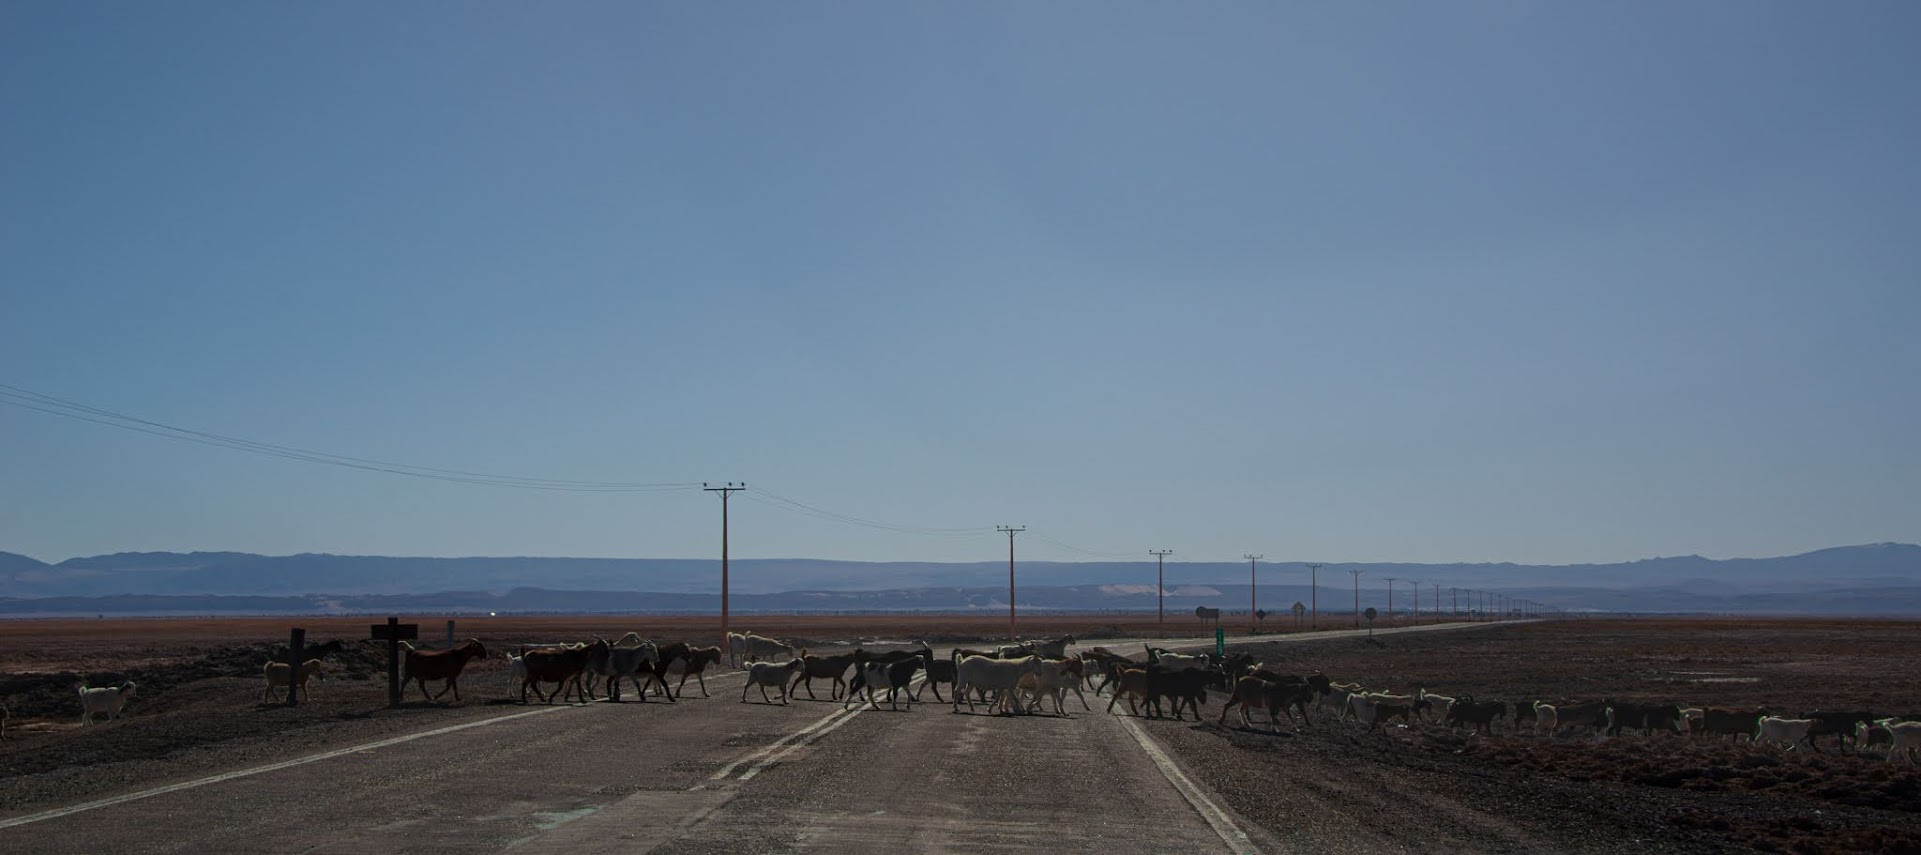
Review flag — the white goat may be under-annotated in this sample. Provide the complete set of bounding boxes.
[1754,716,1816,750]
[742,659,805,705]
[78,680,136,725]
[1415,689,1454,722]
[1887,721,1921,765]
[1533,701,1559,735]
[1679,707,1704,734]
[262,658,326,703]
[507,652,528,691]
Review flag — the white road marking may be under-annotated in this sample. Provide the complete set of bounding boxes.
[738,675,929,782]
[704,674,928,785]
[737,706,863,782]
[1116,714,1260,855]
[706,705,858,783]
[0,704,574,830]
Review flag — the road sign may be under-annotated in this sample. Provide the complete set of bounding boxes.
[370,622,419,641]
[1291,602,1306,617]
[1215,628,1225,657]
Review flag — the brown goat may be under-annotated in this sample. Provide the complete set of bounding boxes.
[401,639,488,703]
[788,652,858,700]
[520,638,609,704]
[670,646,726,697]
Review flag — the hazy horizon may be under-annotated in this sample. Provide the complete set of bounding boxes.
[7,541,1914,568]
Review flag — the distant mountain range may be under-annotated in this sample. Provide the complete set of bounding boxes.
[1,543,1917,616]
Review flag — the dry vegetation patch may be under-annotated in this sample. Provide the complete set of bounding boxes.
[1207,619,1921,853]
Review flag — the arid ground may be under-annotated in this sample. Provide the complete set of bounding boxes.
[4,616,1919,853]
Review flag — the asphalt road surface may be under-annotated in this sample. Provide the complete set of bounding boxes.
[0,622,1492,854]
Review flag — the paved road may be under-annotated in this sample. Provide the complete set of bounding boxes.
[0,621,1501,854]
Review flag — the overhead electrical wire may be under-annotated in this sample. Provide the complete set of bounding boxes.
[743,487,996,538]
[2,382,1164,557]
[1024,533,1148,560]
[0,383,701,493]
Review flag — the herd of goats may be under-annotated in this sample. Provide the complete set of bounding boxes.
[49,630,1921,764]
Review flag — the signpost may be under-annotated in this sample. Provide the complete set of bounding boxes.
[1194,605,1221,629]
[1364,607,1378,636]
[1291,601,1306,631]
[284,628,305,708]
[370,617,419,707]
[1214,628,1225,657]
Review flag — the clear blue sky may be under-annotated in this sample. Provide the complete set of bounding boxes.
[3,3,1916,567]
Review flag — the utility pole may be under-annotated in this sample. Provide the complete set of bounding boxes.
[1384,577,1397,626]
[999,526,1025,642]
[1410,579,1419,624]
[1306,563,1323,630]
[1150,549,1174,629]
[1432,583,1441,624]
[1452,586,1458,617]
[703,482,745,654]
[1349,569,1363,628]
[1245,554,1263,632]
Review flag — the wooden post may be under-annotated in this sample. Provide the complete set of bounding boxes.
[285,628,305,708]
[386,617,401,706]
[369,618,419,707]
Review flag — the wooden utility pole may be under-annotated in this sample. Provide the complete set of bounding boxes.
[1349,568,1363,628]
[1306,563,1322,630]
[1384,577,1397,626]
[1432,583,1441,624]
[704,482,745,654]
[999,526,1024,642]
[1150,549,1173,629]
[1244,554,1263,632]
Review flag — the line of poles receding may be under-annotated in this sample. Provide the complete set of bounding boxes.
[0,382,1570,647]
[702,485,1563,649]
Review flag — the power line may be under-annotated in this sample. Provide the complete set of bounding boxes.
[0,383,700,493]
[742,488,996,537]
[1025,533,1143,559]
